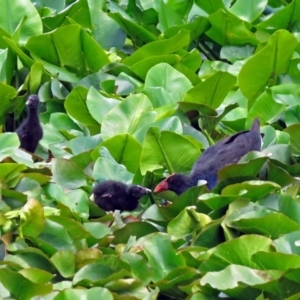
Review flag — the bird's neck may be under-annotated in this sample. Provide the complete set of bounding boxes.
[184,176,194,188]
[174,175,194,195]
[27,109,40,123]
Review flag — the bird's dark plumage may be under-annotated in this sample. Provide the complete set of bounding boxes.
[16,95,43,153]
[91,180,151,212]
[154,118,262,195]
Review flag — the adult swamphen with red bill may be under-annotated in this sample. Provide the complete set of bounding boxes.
[16,95,43,153]
[91,180,151,212]
[154,118,262,195]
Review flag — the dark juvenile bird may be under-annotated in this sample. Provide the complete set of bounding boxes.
[91,180,151,212]
[16,94,43,153]
[154,118,262,195]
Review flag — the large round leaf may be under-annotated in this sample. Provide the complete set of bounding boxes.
[140,128,200,174]
[239,30,297,103]
[0,133,20,161]
[52,158,87,189]
[0,0,42,44]
[101,94,154,140]
[91,134,142,173]
[144,62,192,106]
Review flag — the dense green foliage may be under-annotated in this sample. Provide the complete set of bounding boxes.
[1,0,300,299]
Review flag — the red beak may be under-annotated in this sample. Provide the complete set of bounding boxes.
[154,180,168,193]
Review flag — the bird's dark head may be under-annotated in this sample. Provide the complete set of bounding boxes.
[26,95,40,110]
[128,185,151,200]
[154,173,193,195]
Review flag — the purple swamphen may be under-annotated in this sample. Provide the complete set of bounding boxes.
[91,180,151,212]
[16,94,43,153]
[154,118,262,195]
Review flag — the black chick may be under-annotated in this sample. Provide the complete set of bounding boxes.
[154,118,262,195]
[91,180,151,212]
[16,95,43,153]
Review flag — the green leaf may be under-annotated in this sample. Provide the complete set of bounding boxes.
[86,87,120,124]
[26,24,109,77]
[53,287,113,300]
[49,112,82,131]
[0,133,20,161]
[199,235,272,272]
[91,11,126,49]
[121,253,152,285]
[168,207,211,239]
[68,135,102,156]
[7,246,55,271]
[194,0,224,14]
[134,116,182,144]
[271,83,300,106]
[38,219,76,252]
[61,189,89,217]
[123,30,190,66]
[218,157,268,182]
[164,16,210,42]
[152,266,199,298]
[284,124,300,155]
[273,231,300,255]
[258,193,300,225]
[19,267,54,283]
[29,62,44,94]
[34,0,65,12]
[48,215,89,241]
[101,94,154,140]
[154,0,183,32]
[144,62,192,106]
[140,128,200,174]
[83,222,111,240]
[262,144,292,164]
[108,12,157,46]
[265,161,296,187]
[206,9,258,46]
[0,0,42,44]
[239,30,297,102]
[226,201,300,239]
[20,199,45,237]
[200,264,282,290]
[285,105,300,126]
[113,222,158,244]
[140,233,186,282]
[184,71,236,109]
[0,163,26,181]
[73,262,115,285]
[39,123,66,149]
[92,157,133,183]
[91,134,142,173]
[131,54,181,80]
[52,158,87,189]
[42,0,92,32]
[0,268,52,299]
[253,251,300,271]
[51,250,75,278]
[222,181,280,200]
[4,37,35,67]
[257,0,300,33]
[65,86,99,126]
[159,186,207,219]
[220,45,255,63]
[248,90,285,125]
[229,0,267,23]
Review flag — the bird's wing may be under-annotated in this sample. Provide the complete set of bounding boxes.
[100,193,113,198]
[216,131,261,164]
[222,130,249,145]
[192,130,260,175]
